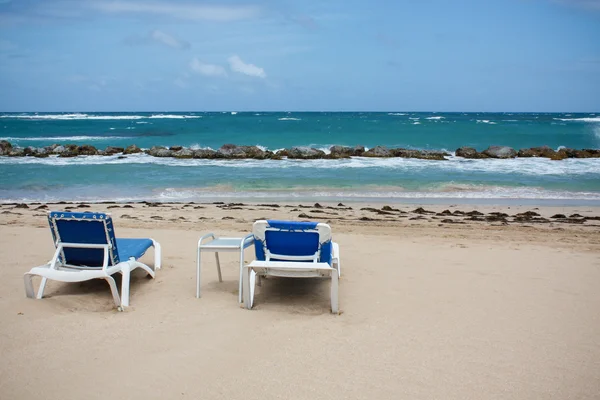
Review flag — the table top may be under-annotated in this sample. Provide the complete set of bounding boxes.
[199,237,254,250]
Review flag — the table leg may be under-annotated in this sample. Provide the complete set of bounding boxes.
[215,252,222,282]
[238,247,244,303]
[196,248,201,298]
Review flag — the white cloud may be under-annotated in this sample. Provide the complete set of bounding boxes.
[150,30,189,49]
[228,55,266,79]
[90,1,261,21]
[190,58,228,77]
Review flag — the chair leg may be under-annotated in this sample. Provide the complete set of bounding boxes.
[151,239,162,270]
[24,273,36,298]
[37,277,48,299]
[238,247,244,303]
[105,276,121,308]
[131,260,155,278]
[120,268,130,308]
[215,253,223,282]
[242,266,255,310]
[196,247,202,298]
[331,270,339,314]
[333,242,341,278]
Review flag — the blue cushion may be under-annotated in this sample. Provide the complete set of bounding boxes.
[48,211,119,267]
[116,238,154,261]
[254,220,332,265]
[267,220,318,230]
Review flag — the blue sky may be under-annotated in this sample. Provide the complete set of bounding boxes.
[0,0,599,112]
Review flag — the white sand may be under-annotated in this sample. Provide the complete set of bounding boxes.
[0,202,599,399]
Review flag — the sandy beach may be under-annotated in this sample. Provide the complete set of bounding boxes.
[1,201,599,400]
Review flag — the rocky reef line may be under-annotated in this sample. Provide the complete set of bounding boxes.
[0,140,599,160]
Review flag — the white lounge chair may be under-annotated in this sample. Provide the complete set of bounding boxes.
[24,211,161,310]
[243,220,341,313]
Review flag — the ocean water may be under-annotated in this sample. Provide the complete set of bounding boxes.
[1,111,599,205]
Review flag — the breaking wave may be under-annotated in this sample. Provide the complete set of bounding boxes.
[0,113,201,120]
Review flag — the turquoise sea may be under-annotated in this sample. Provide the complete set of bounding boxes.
[1,112,599,205]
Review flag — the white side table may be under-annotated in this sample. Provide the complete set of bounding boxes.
[196,233,254,302]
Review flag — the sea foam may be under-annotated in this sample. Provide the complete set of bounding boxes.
[0,113,201,120]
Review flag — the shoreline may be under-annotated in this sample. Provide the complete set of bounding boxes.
[3,197,600,207]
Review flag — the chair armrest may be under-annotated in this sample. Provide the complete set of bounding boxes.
[197,233,216,248]
[241,234,254,248]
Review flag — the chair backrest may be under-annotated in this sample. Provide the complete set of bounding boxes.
[253,220,332,265]
[48,211,120,267]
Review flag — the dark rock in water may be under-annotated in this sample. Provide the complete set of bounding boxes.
[169,146,183,151]
[57,144,80,158]
[382,205,400,212]
[0,140,13,155]
[78,144,98,156]
[437,210,453,216]
[193,149,217,159]
[352,145,366,156]
[556,148,577,159]
[418,150,449,160]
[328,146,353,159]
[173,148,194,159]
[26,146,48,158]
[52,145,66,155]
[9,147,25,157]
[391,148,448,160]
[123,144,142,154]
[338,203,346,207]
[517,146,556,158]
[146,146,165,156]
[275,149,289,157]
[218,144,267,159]
[155,149,173,157]
[364,146,391,157]
[550,214,566,219]
[105,146,124,155]
[117,156,127,159]
[146,146,173,157]
[287,147,326,159]
[573,149,600,158]
[24,146,38,156]
[314,203,323,208]
[569,213,583,218]
[455,147,487,159]
[482,146,517,159]
[242,146,267,159]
